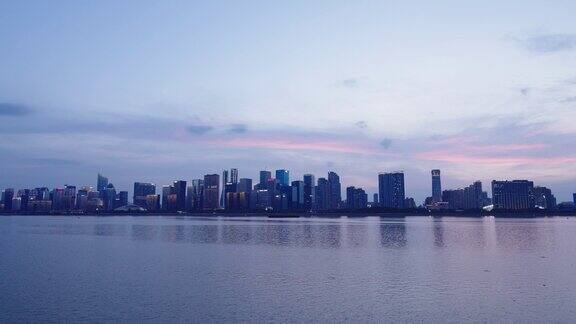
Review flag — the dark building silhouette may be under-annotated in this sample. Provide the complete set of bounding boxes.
[373,193,378,205]
[238,178,252,193]
[303,174,315,210]
[378,172,405,208]
[492,180,534,210]
[258,171,271,190]
[230,168,238,184]
[203,174,220,210]
[533,186,557,209]
[103,183,117,211]
[442,181,484,209]
[275,169,290,186]
[97,174,108,192]
[328,171,341,209]
[133,182,156,208]
[431,169,442,203]
[346,186,368,209]
[291,180,304,210]
[173,180,187,211]
[116,191,128,208]
[2,188,14,211]
[315,177,329,210]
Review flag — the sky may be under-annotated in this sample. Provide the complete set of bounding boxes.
[1,0,576,203]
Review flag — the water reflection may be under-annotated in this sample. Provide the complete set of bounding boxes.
[131,225,158,241]
[494,220,554,250]
[346,223,368,248]
[380,221,407,248]
[433,219,445,248]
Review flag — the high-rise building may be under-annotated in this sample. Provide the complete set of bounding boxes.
[133,182,156,208]
[378,172,405,209]
[173,180,187,211]
[315,178,329,210]
[275,169,290,186]
[103,183,117,211]
[442,181,484,209]
[328,171,341,209]
[303,174,315,210]
[230,168,239,184]
[2,188,14,211]
[203,174,220,210]
[161,185,172,211]
[189,179,204,211]
[221,170,229,208]
[258,171,272,189]
[573,193,576,208]
[492,180,534,210]
[146,194,161,211]
[373,193,379,205]
[346,186,368,209]
[431,169,442,203]
[533,186,557,210]
[238,178,253,193]
[97,174,109,192]
[291,180,305,210]
[116,191,129,208]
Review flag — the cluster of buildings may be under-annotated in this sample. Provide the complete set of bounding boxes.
[1,168,575,213]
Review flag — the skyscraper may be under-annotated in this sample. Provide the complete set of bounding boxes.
[491,180,534,210]
[190,179,204,210]
[173,180,187,211]
[303,174,315,211]
[291,180,304,210]
[442,181,484,209]
[2,188,14,211]
[230,168,239,184]
[258,170,272,189]
[346,186,368,209]
[431,169,442,203]
[238,178,253,193]
[275,169,290,186]
[203,174,220,210]
[315,178,329,210]
[328,171,341,209]
[221,170,229,208]
[378,172,405,209]
[97,173,109,192]
[533,186,557,210]
[133,182,156,208]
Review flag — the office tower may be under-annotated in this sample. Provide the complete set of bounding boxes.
[173,180,187,211]
[62,185,76,211]
[226,192,249,211]
[103,183,117,211]
[17,189,30,211]
[275,169,290,186]
[533,186,557,209]
[230,168,238,184]
[51,188,65,211]
[346,186,368,209]
[203,174,220,210]
[161,185,173,211]
[491,180,534,210]
[250,189,272,210]
[238,178,253,193]
[373,193,379,205]
[76,187,90,210]
[431,169,442,203]
[116,191,129,208]
[11,197,21,211]
[328,171,342,209]
[442,181,484,209]
[221,170,229,208]
[189,179,204,210]
[303,174,315,210]
[35,187,50,201]
[258,171,272,189]
[291,181,305,210]
[378,172,405,209]
[2,188,14,211]
[133,182,156,208]
[97,173,109,192]
[315,178,329,210]
[146,194,161,211]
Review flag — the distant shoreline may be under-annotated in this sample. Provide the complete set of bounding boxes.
[2,209,576,218]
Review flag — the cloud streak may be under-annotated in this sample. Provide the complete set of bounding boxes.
[0,103,33,116]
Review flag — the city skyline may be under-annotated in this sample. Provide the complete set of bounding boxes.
[1,168,573,213]
[2,1,576,202]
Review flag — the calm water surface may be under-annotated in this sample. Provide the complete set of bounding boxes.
[1,216,576,323]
